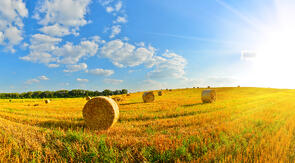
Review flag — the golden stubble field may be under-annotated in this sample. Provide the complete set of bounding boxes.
[1,87,295,162]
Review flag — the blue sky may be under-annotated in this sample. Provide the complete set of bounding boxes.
[0,0,295,92]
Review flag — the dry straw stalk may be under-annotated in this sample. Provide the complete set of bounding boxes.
[83,96,119,130]
[201,89,216,103]
[86,96,92,101]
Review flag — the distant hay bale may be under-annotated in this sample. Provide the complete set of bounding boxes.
[112,97,123,102]
[197,87,200,88]
[208,86,210,88]
[201,90,216,103]
[142,91,155,103]
[34,104,39,106]
[9,100,12,102]
[193,87,195,88]
[45,100,50,104]
[83,96,119,130]
[158,91,163,96]
[86,96,92,101]
[169,89,172,91]
[126,94,131,96]
[237,85,240,88]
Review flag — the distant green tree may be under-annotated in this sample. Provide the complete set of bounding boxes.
[121,89,128,94]
[0,89,128,99]
[102,89,113,96]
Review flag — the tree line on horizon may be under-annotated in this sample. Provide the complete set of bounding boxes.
[0,89,128,99]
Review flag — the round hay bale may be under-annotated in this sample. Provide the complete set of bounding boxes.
[142,91,155,103]
[197,87,200,88]
[86,96,92,101]
[169,89,172,91]
[237,85,240,88]
[112,97,122,102]
[208,86,210,88]
[9,99,12,102]
[201,90,216,103]
[126,94,131,96]
[83,96,119,130]
[158,91,163,96]
[45,99,50,104]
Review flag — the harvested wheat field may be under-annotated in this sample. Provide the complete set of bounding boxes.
[1,87,295,162]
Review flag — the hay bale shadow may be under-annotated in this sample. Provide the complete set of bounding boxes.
[182,103,204,107]
[120,102,143,106]
[36,120,86,130]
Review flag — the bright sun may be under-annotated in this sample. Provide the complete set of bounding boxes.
[248,1,295,88]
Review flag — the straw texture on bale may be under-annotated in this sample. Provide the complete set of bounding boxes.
[86,96,92,101]
[158,91,163,96]
[45,99,50,104]
[83,96,119,130]
[201,90,216,103]
[142,91,155,103]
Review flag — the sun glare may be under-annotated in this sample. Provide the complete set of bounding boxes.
[249,2,295,88]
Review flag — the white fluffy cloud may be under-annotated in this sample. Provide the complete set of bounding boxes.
[104,78,123,84]
[100,39,155,67]
[4,26,23,45]
[25,79,40,85]
[21,35,99,66]
[77,78,88,82]
[113,16,127,23]
[106,6,114,13]
[20,34,61,64]
[87,68,114,76]
[39,75,49,80]
[39,24,71,37]
[101,0,122,13]
[64,63,88,72]
[147,51,187,79]
[115,1,122,11]
[99,0,114,6]
[21,0,98,68]
[99,0,126,38]
[48,64,59,68]
[54,40,99,64]
[35,0,91,36]
[0,0,28,50]
[100,40,187,80]
[25,75,49,84]
[0,32,4,44]
[110,25,121,38]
